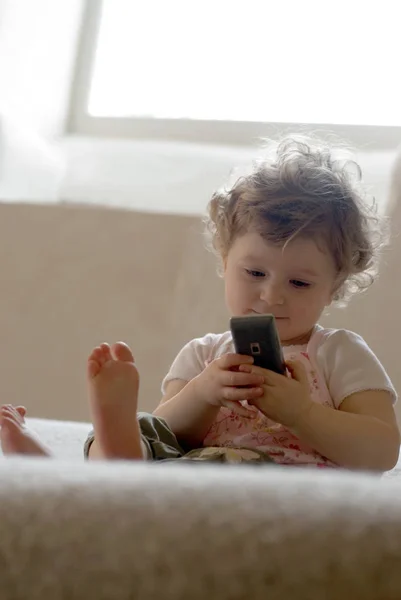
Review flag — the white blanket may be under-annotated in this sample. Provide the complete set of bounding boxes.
[20,418,90,461]
[2,418,400,480]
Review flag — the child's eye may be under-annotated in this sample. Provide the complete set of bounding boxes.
[291,279,311,289]
[246,269,265,278]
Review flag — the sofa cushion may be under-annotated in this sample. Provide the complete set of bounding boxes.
[0,458,401,599]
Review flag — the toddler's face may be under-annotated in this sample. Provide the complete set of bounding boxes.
[224,232,336,345]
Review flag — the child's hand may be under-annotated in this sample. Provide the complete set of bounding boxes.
[240,360,313,427]
[192,354,265,418]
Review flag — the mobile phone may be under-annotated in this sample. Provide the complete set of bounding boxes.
[230,314,286,375]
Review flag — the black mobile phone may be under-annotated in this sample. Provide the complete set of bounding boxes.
[230,314,286,375]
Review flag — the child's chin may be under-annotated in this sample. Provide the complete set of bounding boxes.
[275,320,292,339]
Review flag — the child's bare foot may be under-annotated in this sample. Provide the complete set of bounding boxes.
[0,405,51,456]
[87,342,143,460]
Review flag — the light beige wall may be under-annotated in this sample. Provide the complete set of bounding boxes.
[0,151,400,424]
[0,204,227,422]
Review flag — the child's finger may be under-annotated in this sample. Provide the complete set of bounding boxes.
[221,400,257,418]
[222,385,264,402]
[238,364,253,374]
[218,353,254,369]
[248,365,269,376]
[286,360,308,385]
[248,365,288,384]
[221,370,264,388]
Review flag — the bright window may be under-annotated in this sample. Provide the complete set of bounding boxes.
[88,0,400,126]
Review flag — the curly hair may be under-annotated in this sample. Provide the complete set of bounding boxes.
[205,136,387,303]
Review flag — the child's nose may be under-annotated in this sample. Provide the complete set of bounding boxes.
[260,281,285,306]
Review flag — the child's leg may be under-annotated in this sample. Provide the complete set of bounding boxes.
[87,342,143,460]
[0,405,51,456]
[84,412,185,461]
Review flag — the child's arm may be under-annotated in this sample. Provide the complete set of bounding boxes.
[154,354,264,447]
[291,390,400,471]
[295,330,401,470]
[153,378,221,447]
[247,360,400,471]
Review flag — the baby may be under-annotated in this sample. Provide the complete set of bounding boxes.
[1,137,399,470]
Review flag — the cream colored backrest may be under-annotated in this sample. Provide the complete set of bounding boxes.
[0,204,226,420]
[1,149,401,426]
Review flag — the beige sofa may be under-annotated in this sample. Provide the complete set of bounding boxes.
[0,418,400,599]
[1,190,401,425]
[0,149,401,598]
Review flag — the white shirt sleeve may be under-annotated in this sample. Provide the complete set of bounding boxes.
[316,329,397,408]
[161,332,233,394]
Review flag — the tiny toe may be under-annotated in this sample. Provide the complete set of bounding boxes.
[99,344,113,364]
[87,347,103,378]
[4,406,23,424]
[89,346,107,364]
[111,342,134,363]
[88,346,100,361]
[87,359,101,379]
[1,415,20,431]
